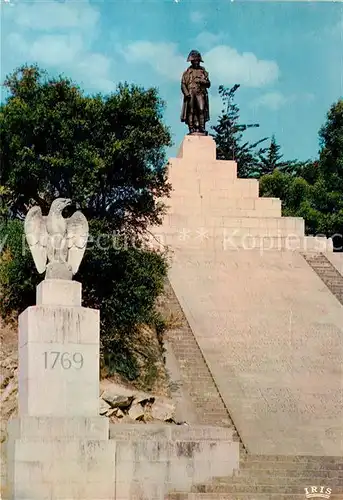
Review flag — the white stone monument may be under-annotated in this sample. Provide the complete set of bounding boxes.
[6,198,116,499]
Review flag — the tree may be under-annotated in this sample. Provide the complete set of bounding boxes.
[0,64,173,381]
[211,84,268,178]
[257,135,294,176]
[318,98,343,191]
[0,64,172,236]
[260,99,343,250]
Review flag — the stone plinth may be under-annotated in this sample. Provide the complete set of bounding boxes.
[110,424,239,500]
[6,279,116,500]
[149,135,333,253]
[18,280,99,417]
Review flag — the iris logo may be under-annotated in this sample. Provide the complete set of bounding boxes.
[304,486,332,499]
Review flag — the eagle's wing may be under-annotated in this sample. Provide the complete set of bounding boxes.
[24,206,48,274]
[66,211,89,274]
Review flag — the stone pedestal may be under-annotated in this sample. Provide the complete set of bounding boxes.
[149,135,333,253]
[6,280,116,500]
[19,280,99,417]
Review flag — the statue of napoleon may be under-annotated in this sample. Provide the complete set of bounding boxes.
[180,50,211,135]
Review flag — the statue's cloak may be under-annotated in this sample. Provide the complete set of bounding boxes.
[180,67,210,124]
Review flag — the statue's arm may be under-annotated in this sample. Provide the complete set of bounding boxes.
[181,73,190,98]
[203,70,211,88]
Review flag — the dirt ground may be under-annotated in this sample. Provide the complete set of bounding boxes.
[0,319,18,497]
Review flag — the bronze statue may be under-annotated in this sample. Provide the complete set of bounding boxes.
[180,50,211,135]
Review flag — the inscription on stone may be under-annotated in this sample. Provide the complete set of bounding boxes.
[43,351,84,369]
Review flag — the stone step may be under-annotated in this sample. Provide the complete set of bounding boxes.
[193,477,343,491]
[303,253,343,305]
[160,214,304,232]
[160,281,244,440]
[166,196,281,212]
[215,469,343,480]
[150,233,327,253]
[240,458,343,470]
[192,483,343,494]
[156,226,305,238]
[109,423,235,442]
[167,494,343,500]
[166,178,260,198]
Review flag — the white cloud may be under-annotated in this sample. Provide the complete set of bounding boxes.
[204,46,279,87]
[250,91,291,111]
[6,0,99,31]
[121,41,280,88]
[120,42,185,82]
[29,34,84,66]
[190,11,205,24]
[194,31,223,49]
[76,54,114,93]
[250,91,317,112]
[3,0,113,92]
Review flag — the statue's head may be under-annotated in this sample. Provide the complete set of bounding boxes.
[187,50,203,68]
[51,198,72,213]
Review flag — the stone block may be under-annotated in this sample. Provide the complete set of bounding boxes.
[176,135,216,161]
[18,305,99,347]
[235,179,259,198]
[9,480,53,500]
[168,160,237,185]
[8,416,109,441]
[18,305,100,416]
[36,280,82,306]
[304,235,334,252]
[114,435,238,500]
[255,197,282,215]
[6,438,116,500]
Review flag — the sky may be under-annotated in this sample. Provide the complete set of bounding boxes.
[1,0,343,162]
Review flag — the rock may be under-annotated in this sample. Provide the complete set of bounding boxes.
[128,403,145,420]
[105,408,119,418]
[149,398,175,421]
[134,395,155,406]
[99,398,111,416]
[100,383,140,409]
[0,380,17,405]
[99,381,176,424]
[101,391,134,409]
[116,408,125,418]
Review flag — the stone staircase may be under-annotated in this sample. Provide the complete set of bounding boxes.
[163,279,343,500]
[303,253,343,305]
[154,135,342,500]
[162,279,244,450]
[167,455,343,499]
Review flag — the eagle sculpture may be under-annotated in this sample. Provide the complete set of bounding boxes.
[24,198,89,280]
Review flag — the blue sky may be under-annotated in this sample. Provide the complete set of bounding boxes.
[1,0,342,162]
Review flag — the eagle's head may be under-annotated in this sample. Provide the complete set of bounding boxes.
[50,198,72,215]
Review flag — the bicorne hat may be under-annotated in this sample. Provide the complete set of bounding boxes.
[187,50,203,62]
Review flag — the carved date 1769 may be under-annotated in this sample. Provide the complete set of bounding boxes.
[43,351,84,370]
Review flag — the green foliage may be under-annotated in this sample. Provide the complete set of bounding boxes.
[318,98,343,191]
[260,170,343,246]
[1,64,172,234]
[259,99,343,249]
[0,64,173,381]
[211,84,268,178]
[0,219,40,317]
[80,220,168,335]
[256,135,295,177]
